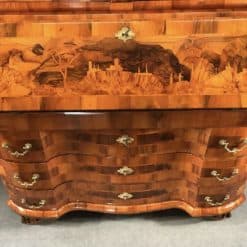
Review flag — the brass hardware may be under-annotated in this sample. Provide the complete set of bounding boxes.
[21,199,46,209]
[117,166,134,176]
[219,138,247,154]
[211,169,239,182]
[204,194,230,207]
[13,173,40,188]
[1,143,32,158]
[118,192,133,200]
[116,135,134,147]
[115,27,135,42]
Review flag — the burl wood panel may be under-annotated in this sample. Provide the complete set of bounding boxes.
[0,11,247,110]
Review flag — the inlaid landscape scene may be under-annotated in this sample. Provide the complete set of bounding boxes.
[0,35,247,97]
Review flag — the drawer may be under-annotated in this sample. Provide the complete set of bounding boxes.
[6,182,71,211]
[5,180,198,210]
[0,128,210,162]
[41,129,209,158]
[197,184,245,208]
[206,128,247,161]
[71,180,198,206]
[198,158,246,207]
[199,167,246,195]
[1,153,202,190]
[0,131,45,162]
[194,152,246,208]
[199,158,246,185]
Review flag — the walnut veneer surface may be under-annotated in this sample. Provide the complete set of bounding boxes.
[0,0,246,223]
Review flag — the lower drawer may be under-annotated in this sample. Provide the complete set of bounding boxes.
[197,158,246,207]
[70,180,197,206]
[5,180,198,210]
[5,178,245,210]
[6,182,71,211]
[197,184,245,208]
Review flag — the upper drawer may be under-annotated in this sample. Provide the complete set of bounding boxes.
[206,128,247,160]
[0,131,45,162]
[0,128,210,162]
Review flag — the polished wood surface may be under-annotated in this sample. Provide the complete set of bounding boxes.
[2,110,247,130]
[0,128,210,162]
[0,0,246,14]
[0,111,246,221]
[0,0,246,223]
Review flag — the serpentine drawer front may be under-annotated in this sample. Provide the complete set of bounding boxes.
[0,129,210,162]
[1,153,202,190]
[0,0,247,224]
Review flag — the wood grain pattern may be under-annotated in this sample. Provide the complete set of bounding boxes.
[0,115,246,219]
[1,110,247,131]
[0,0,246,13]
[0,128,210,162]
[0,153,203,189]
[4,177,244,210]
[7,196,246,218]
[0,1,246,222]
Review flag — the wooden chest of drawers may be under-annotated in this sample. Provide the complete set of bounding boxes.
[0,0,246,224]
[0,111,246,223]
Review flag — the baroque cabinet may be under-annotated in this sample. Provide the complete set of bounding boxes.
[0,0,246,224]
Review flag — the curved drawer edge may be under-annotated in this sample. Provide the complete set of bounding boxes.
[7,195,246,219]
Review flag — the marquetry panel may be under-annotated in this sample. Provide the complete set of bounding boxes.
[0,11,247,108]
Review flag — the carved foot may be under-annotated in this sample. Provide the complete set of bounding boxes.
[21,216,42,224]
[204,212,232,221]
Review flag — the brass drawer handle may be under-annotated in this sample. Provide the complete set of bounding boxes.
[115,27,135,42]
[13,173,40,188]
[117,166,134,176]
[116,135,134,147]
[204,194,230,207]
[211,169,239,182]
[1,143,32,158]
[118,192,133,200]
[21,199,46,209]
[219,138,247,154]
